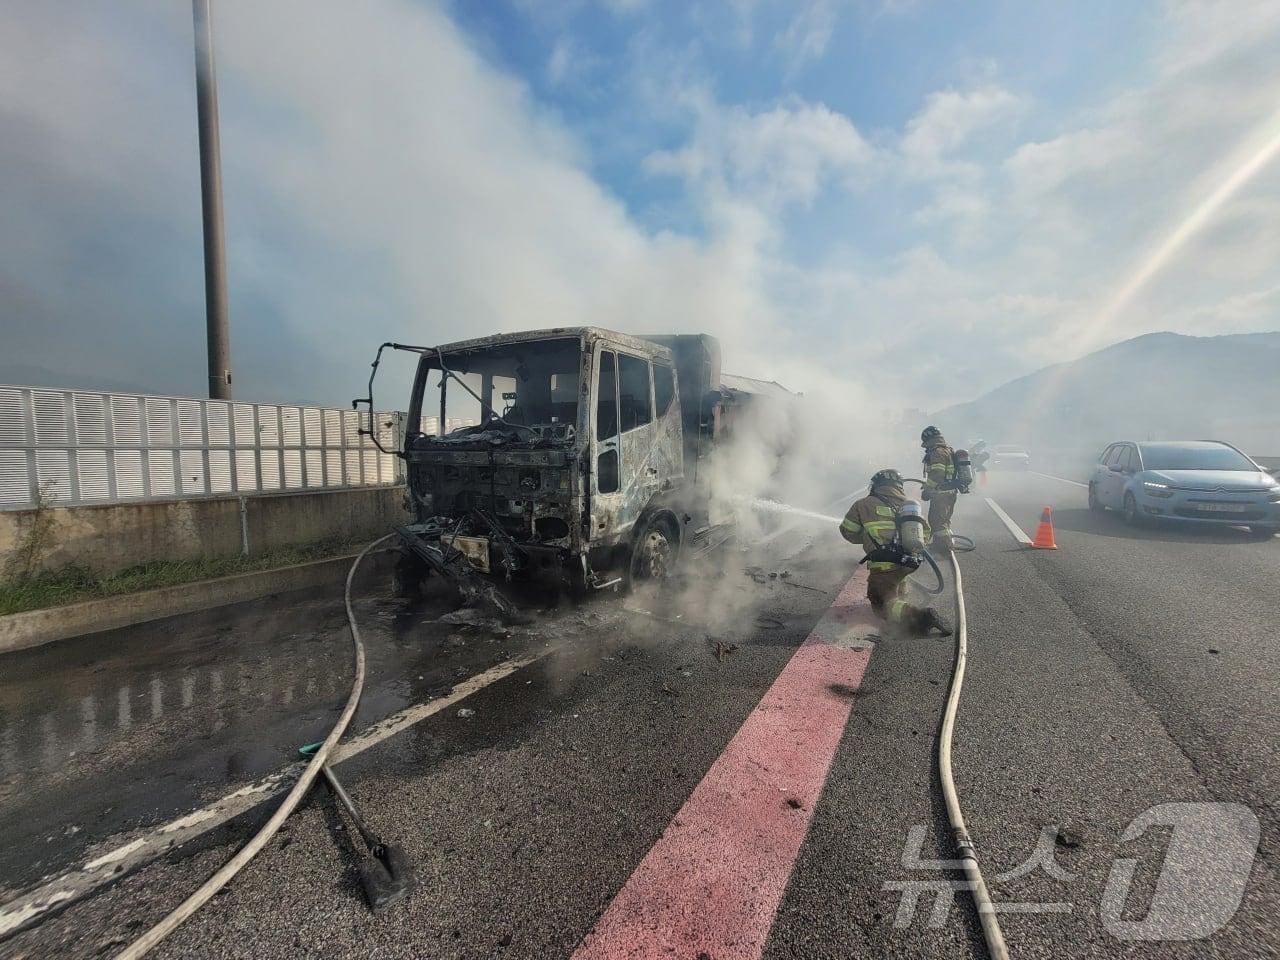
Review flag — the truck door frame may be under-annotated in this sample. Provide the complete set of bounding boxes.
[589,340,659,547]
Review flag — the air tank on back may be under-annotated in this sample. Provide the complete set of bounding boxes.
[896,500,928,554]
[952,449,974,491]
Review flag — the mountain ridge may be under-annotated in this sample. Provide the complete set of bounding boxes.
[935,331,1280,454]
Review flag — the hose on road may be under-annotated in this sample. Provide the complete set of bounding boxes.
[939,550,1009,960]
[114,533,397,960]
[914,548,946,595]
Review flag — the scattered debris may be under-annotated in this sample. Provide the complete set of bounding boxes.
[438,607,511,637]
[1055,828,1083,849]
[785,797,803,810]
[781,579,827,594]
[457,708,476,719]
[713,639,740,662]
[755,615,784,630]
[660,682,678,696]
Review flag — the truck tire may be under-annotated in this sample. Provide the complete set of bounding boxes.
[628,514,678,586]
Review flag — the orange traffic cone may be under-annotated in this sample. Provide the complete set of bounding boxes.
[1031,506,1058,549]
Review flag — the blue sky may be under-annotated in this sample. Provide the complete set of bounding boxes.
[2,1,1279,412]
[452,0,1156,248]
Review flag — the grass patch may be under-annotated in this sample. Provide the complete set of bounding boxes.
[0,539,367,617]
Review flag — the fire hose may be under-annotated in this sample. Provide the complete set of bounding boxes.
[939,550,1009,960]
[113,533,397,960]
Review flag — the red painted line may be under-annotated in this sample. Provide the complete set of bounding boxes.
[573,569,877,960]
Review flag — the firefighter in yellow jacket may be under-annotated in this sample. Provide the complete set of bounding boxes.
[920,425,957,550]
[839,469,951,636]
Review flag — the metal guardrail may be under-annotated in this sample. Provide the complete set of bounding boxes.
[0,385,403,510]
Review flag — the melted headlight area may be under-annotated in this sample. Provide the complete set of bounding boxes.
[407,451,576,547]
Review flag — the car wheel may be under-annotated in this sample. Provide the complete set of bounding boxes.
[1088,484,1104,512]
[1122,492,1144,527]
[1247,526,1278,540]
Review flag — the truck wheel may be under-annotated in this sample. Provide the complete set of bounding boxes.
[628,516,677,586]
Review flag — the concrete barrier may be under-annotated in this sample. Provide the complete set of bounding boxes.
[0,550,394,655]
[1,485,408,577]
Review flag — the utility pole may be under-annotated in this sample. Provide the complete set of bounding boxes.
[192,0,232,400]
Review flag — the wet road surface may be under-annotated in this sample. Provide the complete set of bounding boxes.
[1,482,1277,959]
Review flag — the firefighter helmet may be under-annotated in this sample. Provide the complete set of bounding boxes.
[869,468,904,491]
[921,425,943,444]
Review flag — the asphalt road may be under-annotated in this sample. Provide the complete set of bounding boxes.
[1,476,1277,959]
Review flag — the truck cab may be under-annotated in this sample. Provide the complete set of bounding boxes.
[400,327,719,592]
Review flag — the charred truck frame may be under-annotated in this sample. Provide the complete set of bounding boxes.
[356,327,786,599]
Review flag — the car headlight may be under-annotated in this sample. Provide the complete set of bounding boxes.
[1142,481,1174,499]
[1268,486,1280,503]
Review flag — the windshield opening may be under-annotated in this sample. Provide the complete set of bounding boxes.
[415,338,582,438]
[1139,444,1255,471]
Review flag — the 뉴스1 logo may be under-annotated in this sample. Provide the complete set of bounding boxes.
[883,802,1259,941]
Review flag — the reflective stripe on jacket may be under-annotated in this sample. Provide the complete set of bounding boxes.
[840,488,929,568]
[923,441,955,491]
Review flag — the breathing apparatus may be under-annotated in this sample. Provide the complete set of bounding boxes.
[860,471,947,593]
[919,426,975,495]
[949,449,974,493]
[895,500,928,554]
[860,483,926,571]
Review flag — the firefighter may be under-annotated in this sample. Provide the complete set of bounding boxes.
[839,469,951,636]
[920,425,957,550]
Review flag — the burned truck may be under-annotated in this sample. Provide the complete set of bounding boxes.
[364,327,790,597]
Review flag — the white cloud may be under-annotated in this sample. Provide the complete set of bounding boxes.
[776,0,839,69]
[645,95,875,209]
[545,36,602,87]
[1003,127,1128,199]
[900,84,1023,175]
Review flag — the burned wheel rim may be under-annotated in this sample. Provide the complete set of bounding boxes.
[633,528,672,581]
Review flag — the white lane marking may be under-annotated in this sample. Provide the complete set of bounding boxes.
[1031,471,1088,488]
[0,648,556,940]
[82,838,145,872]
[985,498,1033,545]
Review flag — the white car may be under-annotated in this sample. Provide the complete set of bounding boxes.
[988,445,1031,471]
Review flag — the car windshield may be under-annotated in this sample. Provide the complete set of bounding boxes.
[1139,444,1255,471]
